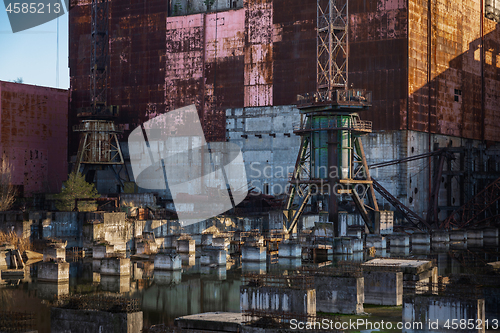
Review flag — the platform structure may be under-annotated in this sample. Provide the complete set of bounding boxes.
[284,90,379,236]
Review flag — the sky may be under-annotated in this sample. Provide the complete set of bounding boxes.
[0,5,69,89]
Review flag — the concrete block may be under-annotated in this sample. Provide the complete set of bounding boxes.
[200,247,227,266]
[402,295,485,333]
[366,234,386,248]
[241,246,266,262]
[387,233,410,247]
[93,244,114,259]
[240,286,316,317]
[180,253,195,266]
[431,242,450,252]
[163,235,179,249]
[363,271,403,305]
[483,227,498,238]
[315,275,364,314]
[43,246,66,262]
[467,230,484,240]
[38,262,70,282]
[177,239,195,254]
[467,238,484,248]
[411,232,430,245]
[375,210,394,235]
[278,241,301,258]
[432,230,450,243]
[51,308,143,333]
[201,233,213,246]
[334,237,363,254]
[154,251,182,271]
[100,258,130,276]
[450,230,467,242]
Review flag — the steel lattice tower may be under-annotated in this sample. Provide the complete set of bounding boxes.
[283,0,379,236]
[73,0,128,190]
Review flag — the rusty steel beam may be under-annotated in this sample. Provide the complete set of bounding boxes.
[440,175,500,230]
[372,178,431,231]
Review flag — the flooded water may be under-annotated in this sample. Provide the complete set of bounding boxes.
[1,241,499,333]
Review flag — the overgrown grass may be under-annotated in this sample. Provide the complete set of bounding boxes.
[0,230,32,253]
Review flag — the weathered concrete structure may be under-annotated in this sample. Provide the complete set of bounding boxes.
[38,262,70,282]
[51,308,143,333]
[363,270,403,306]
[315,275,364,314]
[240,286,316,317]
[402,295,485,333]
[100,257,131,276]
[241,246,266,262]
[154,250,182,270]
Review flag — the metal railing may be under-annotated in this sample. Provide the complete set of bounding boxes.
[293,118,372,132]
[296,89,372,106]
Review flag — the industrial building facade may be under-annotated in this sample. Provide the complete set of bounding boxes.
[0,81,68,195]
[69,0,500,220]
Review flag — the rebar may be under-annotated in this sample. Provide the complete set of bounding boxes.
[55,294,140,313]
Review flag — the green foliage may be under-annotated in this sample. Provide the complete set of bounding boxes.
[55,171,100,211]
[0,156,17,212]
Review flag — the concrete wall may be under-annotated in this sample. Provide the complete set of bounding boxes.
[402,295,485,333]
[363,271,403,306]
[315,275,364,314]
[240,285,316,316]
[226,105,300,196]
[51,308,143,333]
[0,81,68,195]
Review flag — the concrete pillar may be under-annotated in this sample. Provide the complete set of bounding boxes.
[240,286,316,317]
[241,246,266,262]
[387,233,410,247]
[200,247,227,266]
[363,271,403,305]
[278,241,302,258]
[402,295,485,333]
[101,275,130,293]
[333,237,363,254]
[93,244,114,259]
[154,251,182,271]
[100,258,130,276]
[431,230,450,243]
[449,230,467,242]
[177,239,195,254]
[38,262,70,282]
[411,232,430,245]
[44,246,66,262]
[201,233,213,247]
[315,275,364,314]
[366,234,386,249]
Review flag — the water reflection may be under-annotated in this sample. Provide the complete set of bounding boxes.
[0,241,498,332]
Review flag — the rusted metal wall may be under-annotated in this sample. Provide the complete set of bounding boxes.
[69,0,500,157]
[408,0,500,141]
[349,0,409,131]
[0,81,68,195]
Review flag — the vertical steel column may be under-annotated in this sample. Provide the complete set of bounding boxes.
[328,129,339,237]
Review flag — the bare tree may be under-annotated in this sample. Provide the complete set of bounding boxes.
[0,156,17,211]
